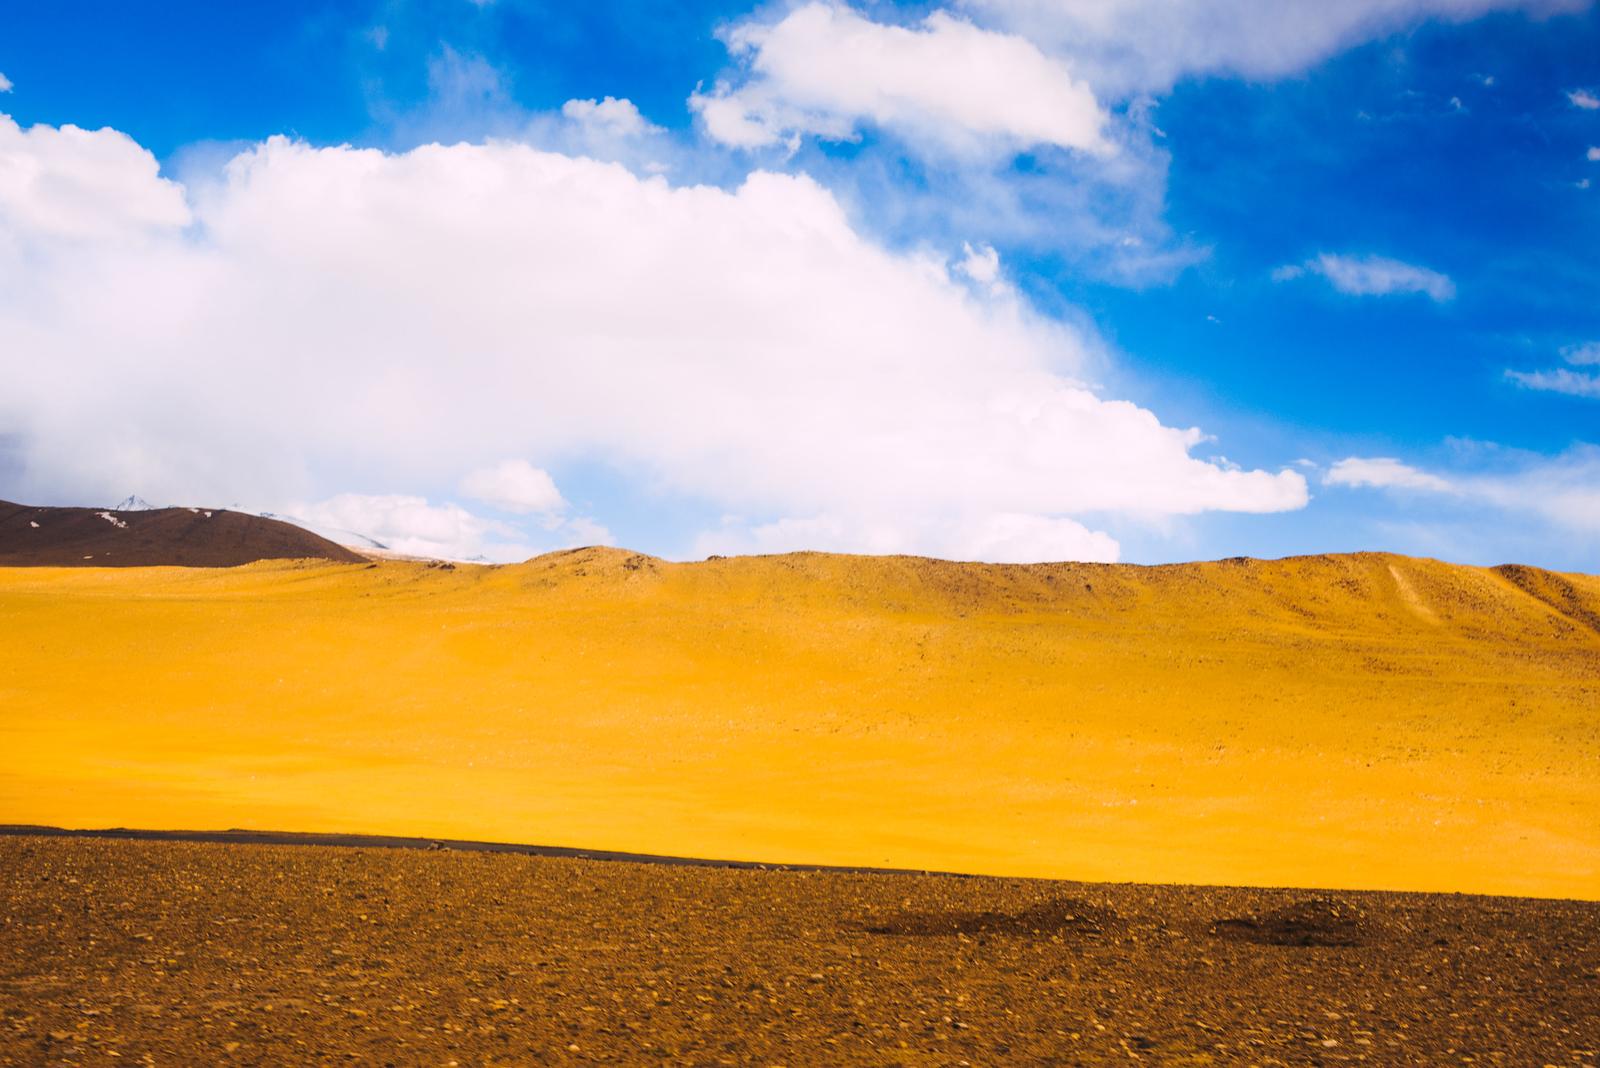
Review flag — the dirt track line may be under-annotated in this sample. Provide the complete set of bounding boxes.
[0,824,976,879]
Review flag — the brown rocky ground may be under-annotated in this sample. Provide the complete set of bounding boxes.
[2,836,1598,1066]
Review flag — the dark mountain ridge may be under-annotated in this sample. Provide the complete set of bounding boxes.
[0,500,366,567]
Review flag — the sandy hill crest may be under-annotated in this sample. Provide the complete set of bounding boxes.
[0,499,366,567]
[502,546,1600,645]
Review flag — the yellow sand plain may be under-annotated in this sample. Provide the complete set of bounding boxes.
[1,549,1597,898]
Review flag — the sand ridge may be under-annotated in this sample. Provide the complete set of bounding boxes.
[0,548,1596,897]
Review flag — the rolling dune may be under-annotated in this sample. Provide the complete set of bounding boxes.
[1,548,1596,897]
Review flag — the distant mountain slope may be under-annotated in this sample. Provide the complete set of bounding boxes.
[0,547,1595,897]
[0,500,366,567]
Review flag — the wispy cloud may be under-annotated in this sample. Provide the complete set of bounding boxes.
[961,0,1586,96]
[1325,457,1456,493]
[1275,253,1455,302]
[1569,88,1600,110]
[0,73,12,94]
[1504,341,1600,399]
[1506,368,1600,397]
[1327,447,1600,535]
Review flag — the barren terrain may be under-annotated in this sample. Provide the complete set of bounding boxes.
[3,835,1597,1066]
[1,548,1597,897]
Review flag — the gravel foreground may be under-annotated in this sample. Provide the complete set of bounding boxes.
[2,836,1597,1066]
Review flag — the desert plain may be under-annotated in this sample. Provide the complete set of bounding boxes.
[0,545,1596,897]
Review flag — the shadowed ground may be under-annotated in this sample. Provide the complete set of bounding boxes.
[2,836,1597,1065]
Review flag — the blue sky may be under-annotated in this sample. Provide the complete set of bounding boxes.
[1,0,1597,567]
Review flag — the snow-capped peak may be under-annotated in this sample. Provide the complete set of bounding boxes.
[113,495,155,511]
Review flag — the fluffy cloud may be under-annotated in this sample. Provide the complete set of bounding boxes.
[0,74,11,93]
[1563,342,1600,365]
[954,242,1002,286]
[1327,448,1600,534]
[686,4,1199,288]
[0,114,190,242]
[960,0,1586,96]
[289,494,529,560]
[1570,88,1600,109]
[695,1,1577,160]
[460,459,565,514]
[560,97,662,138]
[692,4,1112,157]
[684,0,1578,288]
[281,492,612,562]
[1277,253,1456,302]
[0,118,1307,563]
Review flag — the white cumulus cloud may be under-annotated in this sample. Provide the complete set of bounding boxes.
[0,114,190,242]
[694,0,1576,161]
[1569,88,1600,109]
[0,73,12,94]
[460,459,565,515]
[291,494,529,561]
[0,120,1307,563]
[560,96,662,138]
[283,491,613,562]
[692,3,1113,158]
